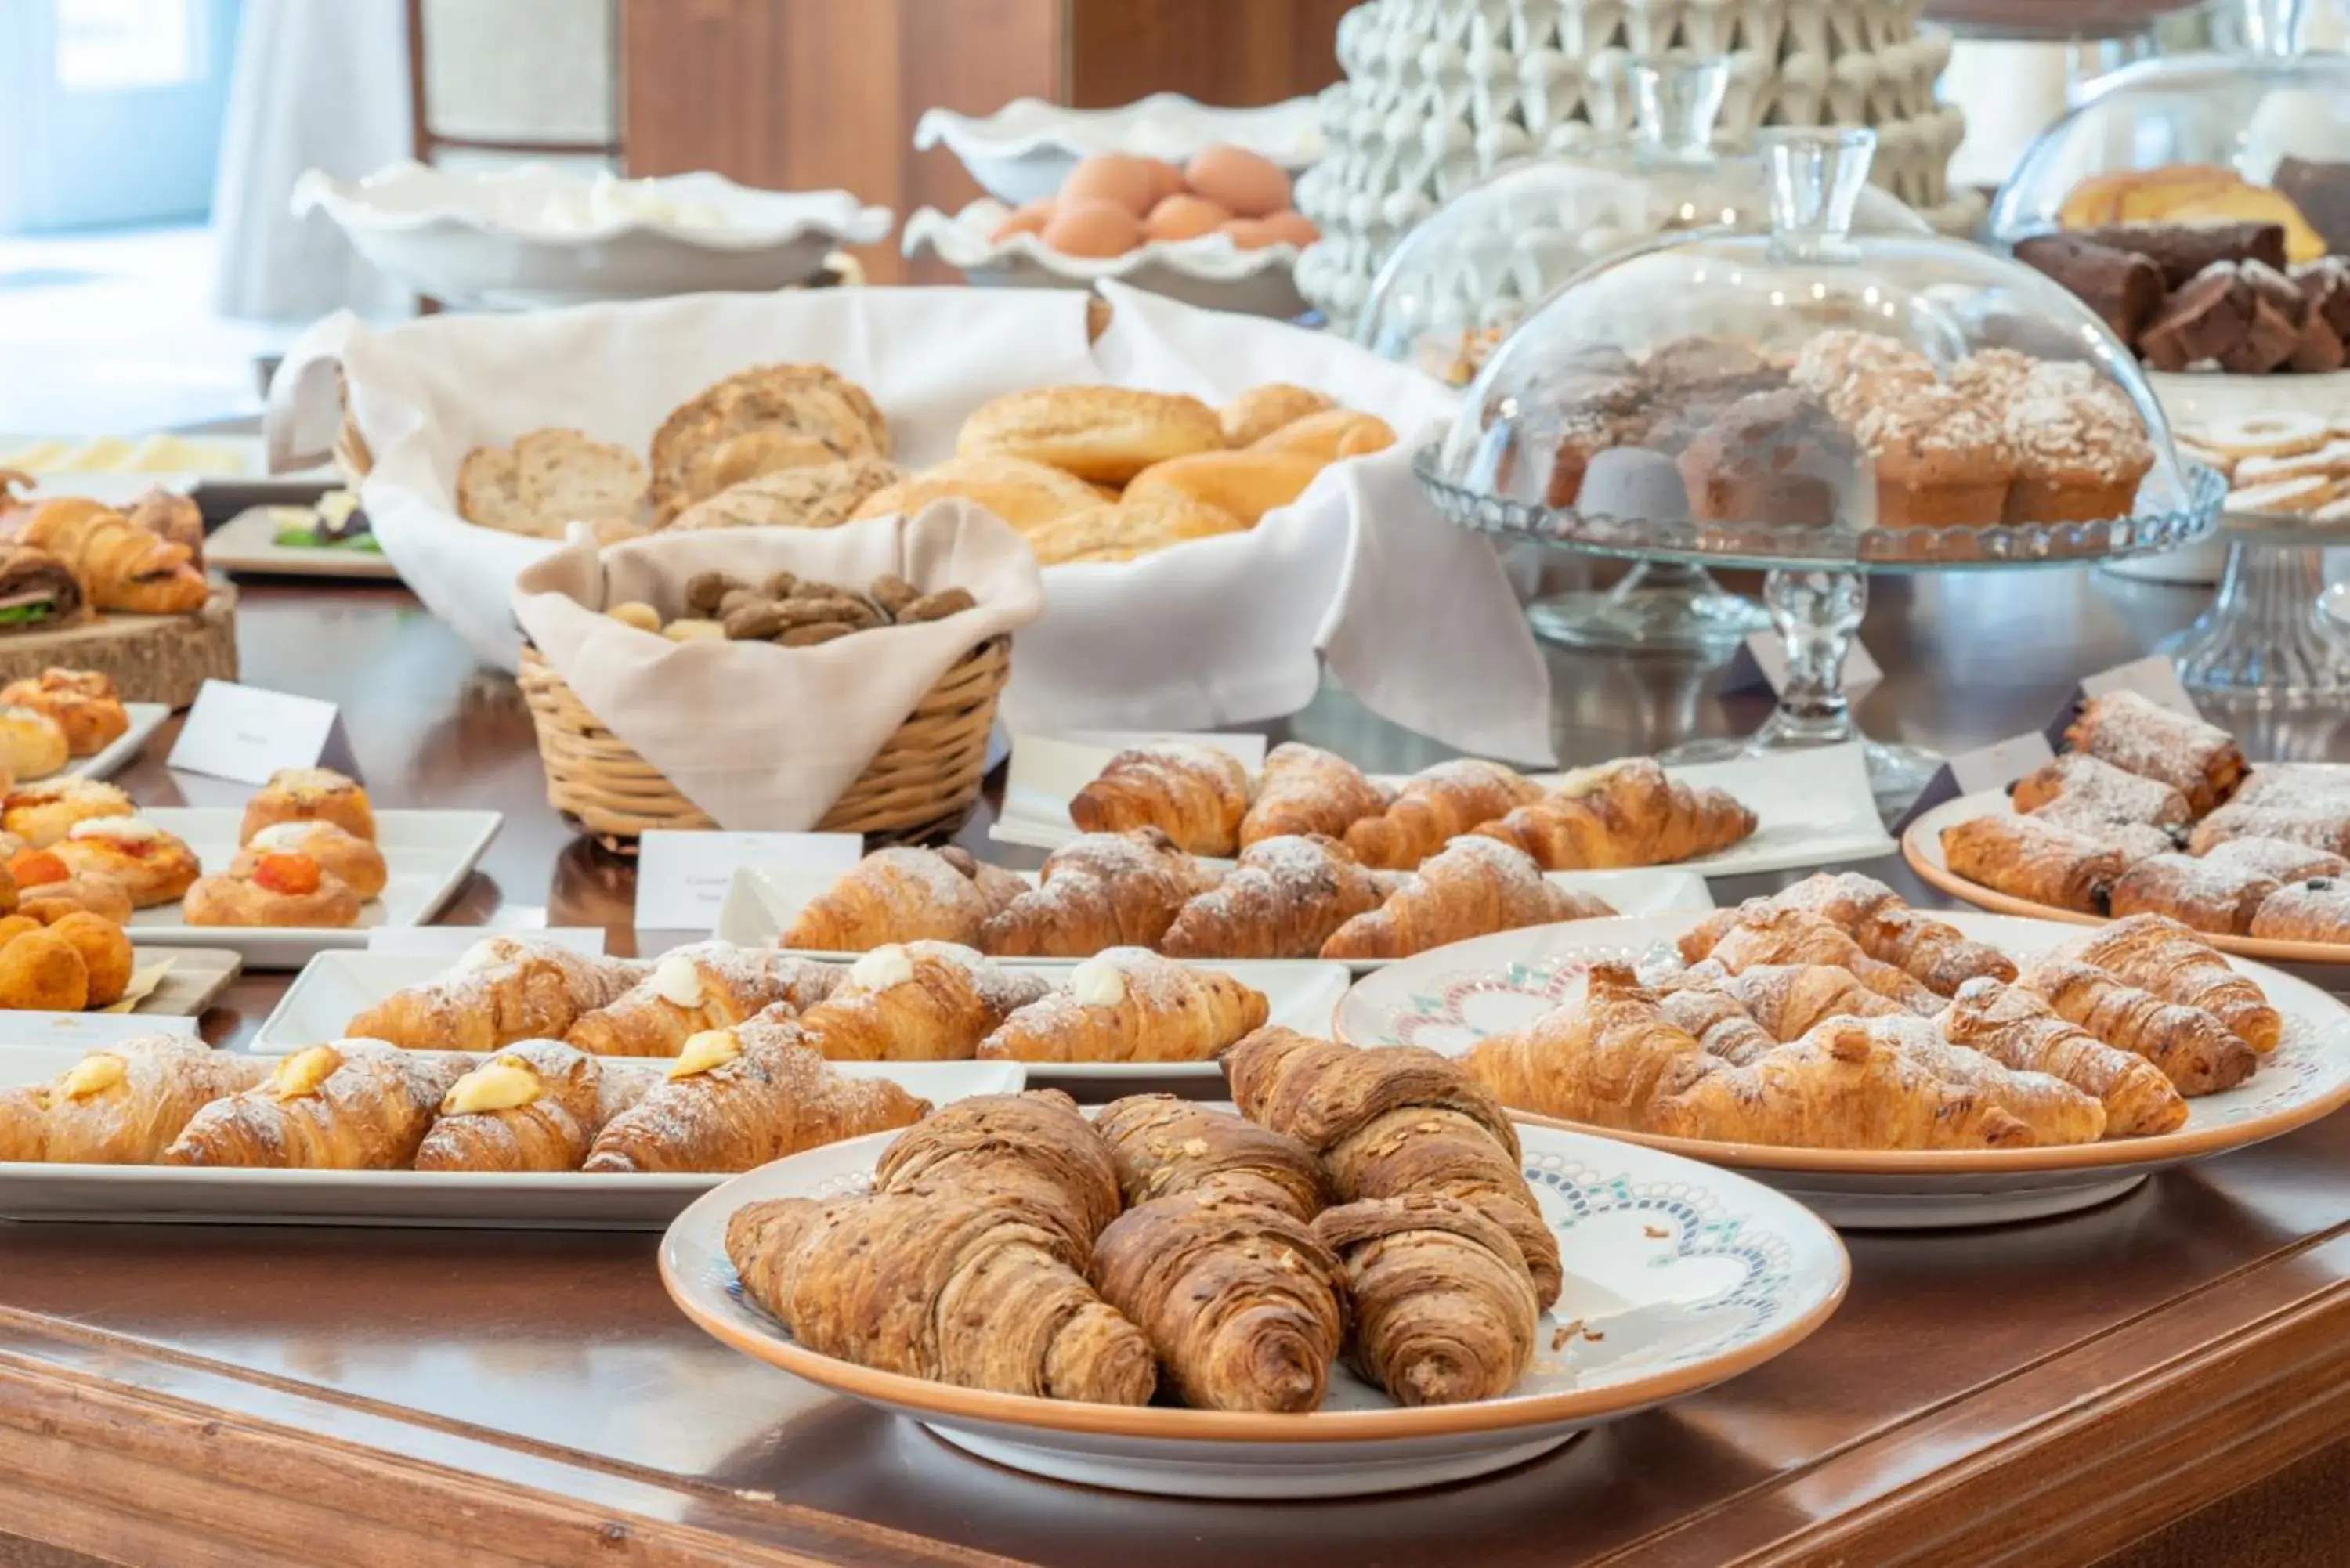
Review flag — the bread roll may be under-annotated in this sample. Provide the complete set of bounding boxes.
[956,388,1224,484]
[849,456,1103,536]
[1123,451,1325,526]
[1219,384,1335,447]
[1251,409,1397,462]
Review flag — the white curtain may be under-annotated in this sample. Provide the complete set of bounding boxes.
[210,0,413,322]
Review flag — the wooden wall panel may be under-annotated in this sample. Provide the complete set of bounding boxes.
[1067,0,1354,108]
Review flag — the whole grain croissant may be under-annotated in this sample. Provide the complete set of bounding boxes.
[1320,836,1611,959]
[19,497,209,614]
[1093,1094,1329,1219]
[1158,833,1397,959]
[873,1089,1123,1252]
[1343,759,1545,870]
[1471,757,1755,869]
[978,828,1217,958]
[1315,1194,1540,1407]
[1068,743,1250,857]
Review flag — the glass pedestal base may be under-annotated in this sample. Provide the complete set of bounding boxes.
[1526,562,1768,656]
[2160,539,2350,701]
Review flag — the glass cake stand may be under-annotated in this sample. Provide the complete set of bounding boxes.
[2160,504,2350,699]
[1417,127,2227,815]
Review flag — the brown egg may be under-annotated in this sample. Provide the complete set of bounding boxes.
[1144,193,1231,243]
[1220,218,1284,251]
[1061,154,1166,217]
[1043,198,1145,258]
[1256,208,1320,247]
[991,199,1055,244]
[1185,145,1292,219]
[1145,158,1189,208]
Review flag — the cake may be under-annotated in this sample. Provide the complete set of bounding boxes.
[1675,390,1859,531]
[1852,385,2016,529]
[2000,364,2155,524]
[1791,330,1941,424]
[1949,347,2039,405]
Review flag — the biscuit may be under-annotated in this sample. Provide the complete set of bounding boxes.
[667,457,907,531]
[1121,450,1326,526]
[956,386,1224,484]
[849,455,1104,535]
[1219,383,1335,446]
[1021,498,1246,565]
[456,428,648,539]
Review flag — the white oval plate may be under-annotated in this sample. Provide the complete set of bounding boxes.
[1333,911,2350,1230]
[660,1118,1847,1498]
[913,94,1324,208]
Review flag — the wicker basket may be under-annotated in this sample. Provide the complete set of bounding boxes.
[517,636,1011,848]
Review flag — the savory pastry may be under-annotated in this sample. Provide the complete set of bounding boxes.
[582,1009,927,1173]
[2249,877,2350,942]
[1223,1027,1561,1308]
[2072,914,2283,1052]
[1314,1194,1539,1407]
[1068,742,1249,857]
[956,386,1224,485]
[1320,836,1613,960]
[0,915,95,1010]
[1238,742,1386,848]
[563,944,841,1057]
[161,1040,466,1169]
[977,828,1217,957]
[1461,963,1711,1131]
[0,1038,269,1163]
[2009,753,2192,829]
[872,1089,1123,1252]
[977,948,1268,1064]
[233,821,387,901]
[2108,852,2279,934]
[183,852,363,929]
[1343,759,1545,870]
[2063,690,2247,817]
[1940,813,2131,915]
[0,541,88,632]
[2,777,132,848]
[1158,833,1397,959]
[0,705,67,780]
[1092,1095,1327,1218]
[725,1190,1156,1404]
[124,486,204,552]
[1470,758,1755,870]
[1701,905,1943,1014]
[649,365,887,526]
[414,1040,653,1172]
[1091,1190,1348,1413]
[1219,383,1334,447]
[2018,958,2256,1096]
[17,497,208,613]
[346,936,648,1053]
[781,846,1021,952]
[0,670,128,758]
[1680,873,2016,996]
[1940,979,2188,1137]
[7,848,132,925]
[792,941,1054,1062]
[1120,450,1326,526]
[239,767,375,845]
[51,817,200,908]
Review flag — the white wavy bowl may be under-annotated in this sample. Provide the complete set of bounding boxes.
[913,93,1325,207]
[294,161,894,309]
[903,201,1307,319]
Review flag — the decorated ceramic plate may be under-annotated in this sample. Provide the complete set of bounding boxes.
[1334,912,2350,1230]
[659,1117,1846,1499]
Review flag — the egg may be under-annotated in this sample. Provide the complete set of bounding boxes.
[1220,218,1284,251]
[1256,208,1320,247]
[1146,158,1188,208]
[1185,145,1291,219]
[1144,193,1231,243]
[1043,198,1145,258]
[990,199,1055,244]
[1061,154,1166,217]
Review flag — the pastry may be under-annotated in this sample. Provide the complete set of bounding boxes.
[183,851,363,929]
[1701,905,1943,1014]
[1941,980,2187,1137]
[0,705,66,780]
[956,387,1224,484]
[2070,219,2287,288]
[1068,742,1249,857]
[1342,758,1544,870]
[978,828,1217,958]
[0,670,128,757]
[649,366,888,526]
[2107,852,2280,934]
[1469,757,1755,869]
[2009,753,2192,829]
[1249,408,1397,462]
[1315,1194,1540,1407]
[782,846,1026,952]
[233,821,386,901]
[873,1089,1123,1251]
[0,543,87,632]
[792,941,1054,1062]
[239,766,375,844]
[2073,914,2282,1052]
[0,916,94,1010]
[161,1040,466,1169]
[1219,384,1335,447]
[1676,390,1857,530]
[564,944,841,1057]
[1461,962,1711,1132]
[1681,873,2016,996]
[847,455,1102,536]
[1239,742,1386,848]
[1940,813,2131,916]
[2064,692,2245,818]
[666,457,906,532]
[457,428,649,540]
[2195,836,2348,884]
[7,847,132,925]
[2017,959,2255,1097]
[978,948,1266,1064]
[0,1038,269,1163]
[125,487,203,553]
[2188,796,2350,859]
[1668,960,1904,1041]
[583,1008,927,1173]
[1853,385,2016,530]
[1999,363,2154,524]
[17,497,208,613]
[1092,1095,1327,1218]
[1320,836,1612,960]
[414,1040,653,1172]
[1158,833,1397,959]
[51,818,199,908]
[1018,497,1246,565]
[2249,877,2350,943]
[2,777,132,848]
[1654,984,1781,1066]
[346,936,647,1053]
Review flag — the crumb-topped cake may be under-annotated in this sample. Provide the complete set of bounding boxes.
[1852,384,2016,529]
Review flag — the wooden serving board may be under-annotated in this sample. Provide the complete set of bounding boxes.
[0,585,237,708]
[131,946,242,1018]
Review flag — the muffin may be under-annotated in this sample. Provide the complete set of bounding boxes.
[2001,363,2155,524]
[1791,329,1940,423]
[1949,347,2039,406]
[1853,384,2016,529]
[1676,390,1860,530]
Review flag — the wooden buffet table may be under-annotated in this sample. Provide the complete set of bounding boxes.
[4,569,2350,1568]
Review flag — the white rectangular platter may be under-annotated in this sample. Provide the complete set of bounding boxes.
[125,809,503,969]
[0,1045,1022,1229]
[206,506,401,582]
[991,737,1896,877]
[252,946,1354,1084]
[62,703,169,780]
[717,863,1716,978]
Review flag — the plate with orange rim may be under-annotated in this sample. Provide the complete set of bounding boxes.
[1900,788,2350,966]
[659,1118,1848,1499]
[1332,912,2350,1230]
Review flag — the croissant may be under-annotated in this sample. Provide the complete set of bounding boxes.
[794,941,1054,1062]
[1689,872,2016,995]
[0,1037,269,1163]
[347,938,645,1052]
[18,497,208,614]
[1158,833,1397,959]
[728,1191,1157,1405]
[1068,742,1250,857]
[1682,959,1903,1040]
[564,945,841,1057]
[1238,742,1387,848]
[1654,985,1779,1066]
[873,1088,1121,1244]
[1222,1026,1561,1308]
[2063,690,2245,817]
[161,1040,466,1168]
[1320,836,1613,960]
[977,828,1216,958]
[781,847,1014,952]
[978,949,1267,1064]
[1342,759,1546,870]
[1701,906,1943,1014]
[1940,815,2131,916]
[414,1040,654,1172]
[1460,963,1715,1130]
[1093,1094,1328,1219]
[1862,1013,2110,1144]
[2073,913,2283,1052]
[1940,979,2189,1137]
[2017,958,2256,1097]
[581,1009,927,1173]
[1315,1194,1540,1407]
[1470,757,1755,869]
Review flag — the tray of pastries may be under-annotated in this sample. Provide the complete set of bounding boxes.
[1336,874,2350,1229]
[254,935,1349,1085]
[1902,692,2350,963]
[658,1041,1846,1498]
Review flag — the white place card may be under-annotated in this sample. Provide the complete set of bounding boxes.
[635,831,865,931]
[1947,732,2058,797]
[1721,634,1883,699]
[2079,656,2200,716]
[166,680,352,786]
[1055,730,1271,771]
[364,926,608,959]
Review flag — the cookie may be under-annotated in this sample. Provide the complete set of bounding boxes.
[455,428,648,538]
[667,457,907,531]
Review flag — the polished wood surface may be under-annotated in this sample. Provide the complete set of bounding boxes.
[6,567,2350,1566]
[1064,0,1353,110]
